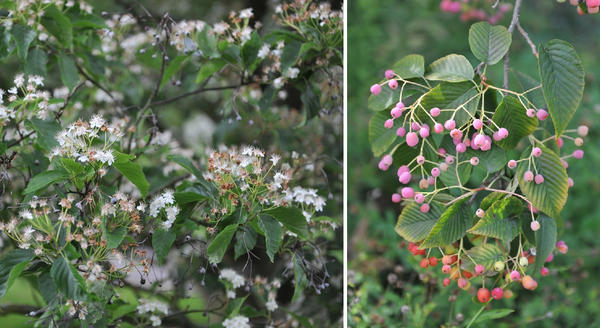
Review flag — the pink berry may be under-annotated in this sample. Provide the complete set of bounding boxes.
[532,147,542,158]
[388,79,398,89]
[556,137,564,148]
[396,101,405,109]
[445,156,454,165]
[434,123,444,134]
[382,155,393,166]
[573,149,584,159]
[430,107,441,117]
[378,161,389,171]
[456,143,466,153]
[450,129,462,140]
[390,107,403,118]
[508,160,517,169]
[399,172,412,184]
[535,174,544,184]
[397,165,409,175]
[523,170,534,182]
[457,278,468,289]
[370,84,382,95]
[537,109,549,121]
[384,119,394,129]
[473,119,483,130]
[568,177,574,188]
[397,127,406,137]
[522,275,538,290]
[476,208,484,218]
[385,69,395,79]
[431,167,440,177]
[406,132,419,147]
[444,119,456,130]
[473,134,486,147]
[438,148,446,156]
[442,264,451,274]
[587,0,600,7]
[426,176,434,185]
[493,131,502,141]
[401,187,414,199]
[411,122,421,130]
[530,220,540,231]
[497,128,508,139]
[546,253,554,263]
[443,277,451,287]
[419,126,430,138]
[540,267,549,276]
[416,155,425,165]
[526,108,536,117]
[577,125,589,137]
[557,240,568,254]
[475,264,485,275]
[589,6,600,14]
[491,288,504,300]
[480,136,492,151]
[562,159,569,169]
[439,163,449,171]
[510,270,520,281]
[414,193,425,203]
[420,203,430,213]
[392,193,401,203]
[470,157,479,166]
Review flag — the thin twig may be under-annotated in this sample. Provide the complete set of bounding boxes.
[503,0,523,89]
[517,22,538,57]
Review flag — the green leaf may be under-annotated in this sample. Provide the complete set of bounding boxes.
[538,39,585,136]
[114,152,149,198]
[392,54,425,79]
[465,144,506,173]
[26,117,61,151]
[474,309,514,324]
[174,191,208,204]
[468,22,511,65]
[0,249,33,299]
[207,224,238,264]
[280,40,301,72]
[468,197,524,242]
[58,53,79,90]
[258,215,282,262]
[38,272,57,304]
[234,226,257,260]
[395,201,445,242]
[368,110,397,156]
[419,82,480,128]
[50,256,84,299]
[11,24,36,61]
[226,296,247,316]
[23,170,68,194]
[516,146,568,217]
[167,154,202,178]
[292,254,308,302]
[425,54,474,82]
[26,48,48,76]
[160,55,188,89]
[263,207,308,239]
[534,215,556,272]
[152,229,176,266]
[103,225,127,250]
[438,160,472,195]
[421,198,471,248]
[511,70,545,108]
[465,243,504,272]
[41,5,73,48]
[491,95,538,150]
[196,58,226,84]
[241,32,261,72]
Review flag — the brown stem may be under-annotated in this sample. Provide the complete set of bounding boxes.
[503,0,523,89]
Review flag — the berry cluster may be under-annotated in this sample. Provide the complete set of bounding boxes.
[563,0,600,15]
[440,0,512,24]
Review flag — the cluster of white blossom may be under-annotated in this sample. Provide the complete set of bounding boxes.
[223,315,251,328]
[136,298,169,327]
[0,73,53,122]
[149,190,180,229]
[219,268,245,289]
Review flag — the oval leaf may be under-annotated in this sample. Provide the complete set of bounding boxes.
[421,198,471,248]
[534,215,556,272]
[491,95,538,150]
[426,54,474,82]
[392,54,425,79]
[468,197,524,242]
[468,22,511,65]
[395,201,445,242]
[368,111,397,156]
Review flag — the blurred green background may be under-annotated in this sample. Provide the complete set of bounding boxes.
[348,1,600,327]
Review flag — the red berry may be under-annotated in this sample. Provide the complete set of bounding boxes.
[477,288,491,303]
[491,287,504,300]
[442,264,451,274]
[540,267,549,276]
[420,258,429,268]
[442,255,457,265]
[429,257,438,266]
[443,278,451,287]
[474,264,485,275]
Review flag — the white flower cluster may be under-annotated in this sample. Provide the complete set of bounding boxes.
[219,268,245,289]
[283,187,327,212]
[53,115,123,166]
[136,298,169,327]
[170,20,206,53]
[149,190,180,229]
[0,73,52,121]
[223,315,251,328]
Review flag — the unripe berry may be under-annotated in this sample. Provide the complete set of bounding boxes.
[510,270,520,281]
[457,277,468,289]
[473,119,483,130]
[577,125,589,137]
[434,123,444,134]
[420,203,430,213]
[443,277,451,287]
[450,129,462,140]
[427,175,435,185]
[557,240,568,254]
[473,134,486,147]
[540,267,549,276]
[378,161,389,171]
[522,275,538,290]
[530,220,540,231]
[419,126,430,138]
[392,193,401,203]
[414,193,425,204]
[476,208,485,218]
[399,172,412,184]
[442,264,452,274]
[477,288,490,303]
[470,157,479,166]
[388,79,398,89]
[396,101,405,109]
[537,109,549,121]
[401,187,415,199]
[519,257,529,267]
[429,257,438,266]
[438,148,447,155]
[480,136,492,151]
[534,174,544,184]
[390,107,403,118]
[420,258,429,268]
[416,155,425,165]
[445,156,454,165]
[431,167,441,177]
[396,127,406,137]
[444,119,456,130]
[532,147,542,158]
[370,84,382,95]
[384,119,394,129]
[456,143,466,153]
[439,163,449,171]
[494,261,504,272]
[406,132,419,147]
[493,131,502,141]
[523,170,534,182]
[573,149,584,159]
[568,177,574,188]
[497,127,509,139]
[382,155,393,166]
[526,108,536,117]
[397,165,409,175]
[474,264,485,275]
[574,137,584,147]
[430,107,441,117]
[503,289,514,299]
[385,69,395,79]
[491,287,504,300]
[508,160,517,169]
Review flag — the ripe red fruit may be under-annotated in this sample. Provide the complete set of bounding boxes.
[420,258,429,268]
[540,267,549,276]
[442,264,451,274]
[443,278,451,287]
[491,287,504,300]
[442,255,457,265]
[429,257,438,266]
[522,275,538,290]
[477,288,491,303]
[474,264,485,275]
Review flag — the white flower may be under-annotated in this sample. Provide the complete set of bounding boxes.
[89,115,105,128]
[150,315,161,327]
[19,210,33,220]
[213,22,229,35]
[219,269,245,288]
[239,8,253,19]
[223,315,250,328]
[266,295,278,312]
[273,77,284,89]
[258,44,270,59]
[269,154,280,166]
[227,290,236,299]
[13,74,24,88]
[285,67,300,79]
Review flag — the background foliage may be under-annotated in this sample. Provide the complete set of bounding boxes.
[348,1,599,327]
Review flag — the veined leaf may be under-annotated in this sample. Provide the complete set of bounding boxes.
[491,95,538,150]
[368,111,397,156]
[395,201,445,242]
[468,22,511,65]
[465,243,504,272]
[426,54,474,82]
[392,54,425,79]
[0,249,33,299]
[468,197,524,242]
[534,215,556,272]
[421,198,471,248]
[207,224,238,264]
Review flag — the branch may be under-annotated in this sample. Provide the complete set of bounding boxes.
[503,0,523,89]
[517,22,538,58]
[0,304,39,316]
[148,83,251,108]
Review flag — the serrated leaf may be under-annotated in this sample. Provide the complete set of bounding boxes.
[392,54,425,79]
[538,40,584,136]
[11,24,35,61]
[41,5,73,48]
[207,224,238,264]
[465,243,504,271]
[51,256,84,299]
[26,48,48,76]
[23,170,68,194]
[468,197,524,242]
[421,198,471,248]
[516,146,568,217]
[468,22,511,65]
[152,229,176,265]
[196,58,226,84]
[26,117,61,150]
[258,215,282,263]
[0,249,33,299]
[534,215,556,272]
[160,55,188,89]
[234,226,257,260]
[426,54,474,82]
[474,308,514,324]
[58,53,79,90]
[419,82,480,127]
[292,254,308,302]
[263,207,308,239]
[395,201,445,242]
[491,95,538,150]
[368,111,397,156]
[103,225,126,250]
[439,160,472,195]
[114,152,149,198]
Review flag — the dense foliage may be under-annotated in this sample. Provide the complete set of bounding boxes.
[0,0,342,327]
